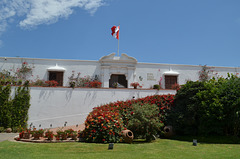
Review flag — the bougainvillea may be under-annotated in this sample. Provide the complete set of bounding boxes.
[83,94,175,143]
[83,109,124,143]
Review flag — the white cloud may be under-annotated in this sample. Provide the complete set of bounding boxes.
[0,0,105,34]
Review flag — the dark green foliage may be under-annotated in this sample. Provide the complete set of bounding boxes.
[167,81,206,135]
[153,84,160,90]
[0,84,30,130]
[11,86,30,128]
[168,74,240,137]
[127,103,164,141]
[0,85,12,128]
[219,74,240,136]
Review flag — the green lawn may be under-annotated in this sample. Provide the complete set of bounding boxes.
[0,138,239,159]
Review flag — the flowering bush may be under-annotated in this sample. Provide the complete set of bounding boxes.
[82,109,124,143]
[171,83,181,91]
[15,62,34,81]
[89,80,102,88]
[83,94,175,143]
[45,129,54,140]
[130,82,140,88]
[68,71,102,88]
[45,80,58,87]
[30,78,46,87]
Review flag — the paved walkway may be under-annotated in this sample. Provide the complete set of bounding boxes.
[0,133,18,142]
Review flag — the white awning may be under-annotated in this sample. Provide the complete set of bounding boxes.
[164,70,179,75]
[47,64,66,72]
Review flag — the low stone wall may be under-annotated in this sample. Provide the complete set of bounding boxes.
[27,87,176,129]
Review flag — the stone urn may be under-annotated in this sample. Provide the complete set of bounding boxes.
[121,130,134,143]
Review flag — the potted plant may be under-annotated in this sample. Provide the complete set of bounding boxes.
[57,129,67,140]
[45,129,54,140]
[23,128,31,139]
[130,82,140,89]
[69,81,76,88]
[112,82,118,88]
[32,128,44,140]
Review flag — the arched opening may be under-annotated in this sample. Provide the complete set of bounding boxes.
[109,74,128,88]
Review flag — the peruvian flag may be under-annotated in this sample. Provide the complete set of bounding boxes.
[111,25,120,40]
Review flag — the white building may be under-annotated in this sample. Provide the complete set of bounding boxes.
[1,53,239,128]
[1,53,239,89]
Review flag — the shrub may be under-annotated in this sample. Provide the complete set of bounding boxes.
[127,103,164,141]
[168,74,240,137]
[0,127,5,133]
[83,95,175,143]
[45,130,54,140]
[130,82,141,88]
[219,74,240,136]
[171,83,181,90]
[68,71,102,88]
[83,109,124,143]
[0,85,12,128]
[11,86,31,129]
[153,84,160,90]
[89,80,102,88]
[30,79,46,86]
[45,80,58,87]
[167,81,206,135]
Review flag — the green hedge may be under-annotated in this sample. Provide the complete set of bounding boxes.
[0,83,30,129]
[168,74,240,137]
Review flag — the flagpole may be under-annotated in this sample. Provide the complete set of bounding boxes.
[117,37,120,56]
[117,24,120,56]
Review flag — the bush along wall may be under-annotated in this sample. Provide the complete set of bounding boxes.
[0,85,12,128]
[82,94,175,143]
[0,82,31,130]
[168,74,240,137]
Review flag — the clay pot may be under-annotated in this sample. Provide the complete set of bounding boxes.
[23,132,30,139]
[121,130,134,143]
[33,134,41,140]
[164,126,174,138]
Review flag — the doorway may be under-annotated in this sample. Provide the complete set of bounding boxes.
[109,74,128,88]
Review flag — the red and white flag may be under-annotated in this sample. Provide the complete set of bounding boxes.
[111,25,120,40]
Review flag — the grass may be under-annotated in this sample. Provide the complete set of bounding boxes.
[0,137,240,159]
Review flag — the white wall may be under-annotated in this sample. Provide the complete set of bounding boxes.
[28,87,176,129]
[1,56,239,89]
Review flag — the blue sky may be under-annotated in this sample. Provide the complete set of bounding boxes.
[0,0,240,67]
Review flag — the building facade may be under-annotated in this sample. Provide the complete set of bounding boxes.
[0,53,239,89]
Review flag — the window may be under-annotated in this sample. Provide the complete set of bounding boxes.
[165,75,177,89]
[49,71,63,86]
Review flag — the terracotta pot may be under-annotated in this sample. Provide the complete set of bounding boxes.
[121,130,134,143]
[33,134,40,140]
[23,132,30,139]
[164,126,174,138]
[61,134,67,140]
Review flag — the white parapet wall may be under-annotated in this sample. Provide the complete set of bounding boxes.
[27,87,176,129]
